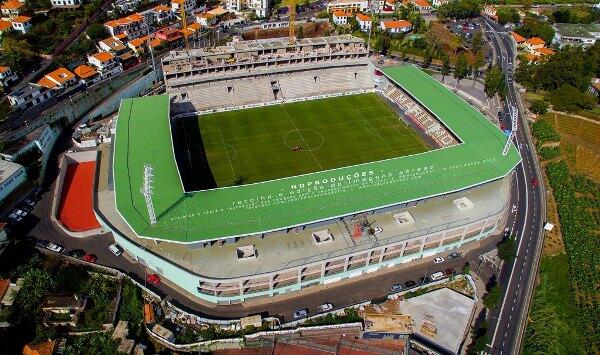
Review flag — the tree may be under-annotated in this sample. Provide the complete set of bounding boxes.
[530,100,549,115]
[515,16,555,44]
[497,236,516,262]
[484,65,505,98]
[24,0,51,12]
[454,52,469,84]
[471,30,484,52]
[86,23,109,42]
[64,333,118,355]
[441,54,451,82]
[436,0,481,20]
[1,37,36,74]
[483,284,502,309]
[497,8,520,25]
[545,84,596,112]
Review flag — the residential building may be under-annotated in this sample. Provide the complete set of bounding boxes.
[98,36,128,55]
[22,340,56,355]
[0,0,23,17]
[151,5,173,24]
[432,0,450,6]
[332,10,350,26]
[180,22,202,40]
[104,13,147,38]
[37,67,77,90]
[11,15,31,34]
[380,19,412,33]
[511,31,526,45]
[0,19,11,34]
[73,64,101,85]
[482,5,497,21]
[41,295,86,327]
[405,0,431,10]
[155,26,183,47]
[0,160,27,203]
[112,0,140,12]
[552,23,600,48]
[355,13,371,31]
[50,0,82,8]
[381,0,396,12]
[0,66,18,87]
[127,35,149,54]
[0,124,58,164]
[170,0,194,14]
[224,0,268,17]
[524,37,545,52]
[327,0,368,14]
[88,52,124,78]
[195,12,216,26]
[7,84,53,109]
[533,47,554,56]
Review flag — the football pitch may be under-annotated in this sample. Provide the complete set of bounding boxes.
[194,93,429,187]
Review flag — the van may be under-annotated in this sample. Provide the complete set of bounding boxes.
[109,244,123,257]
[430,272,445,281]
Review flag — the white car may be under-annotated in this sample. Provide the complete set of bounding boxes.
[15,209,27,217]
[372,227,383,234]
[433,257,444,264]
[46,243,65,253]
[316,303,334,313]
[109,244,123,256]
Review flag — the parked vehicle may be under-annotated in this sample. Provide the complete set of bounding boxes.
[83,254,98,263]
[147,273,161,285]
[448,252,461,259]
[390,284,403,292]
[35,239,50,248]
[23,198,36,207]
[15,209,27,217]
[417,276,431,285]
[109,244,123,256]
[433,257,444,264]
[68,249,86,259]
[403,280,416,288]
[293,309,309,319]
[316,303,334,313]
[46,243,65,253]
[431,271,445,281]
[531,177,539,187]
[444,268,456,276]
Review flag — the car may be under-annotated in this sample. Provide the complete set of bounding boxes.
[23,198,36,207]
[15,209,27,217]
[35,239,49,248]
[372,227,383,234]
[390,284,403,292]
[431,271,445,281]
[8,213,18,220]
[448,252,461,259]
[147,273,161,285]
[444,268,456,276]
[83,254,98,263]
[316,303,334,313]
[293,309,308,319]
[32,187,42,196]
[531,177,539,187]
[417,276,431,285]
[433,257,444,264]
[68,249,86,259]
[109,244,123,256]
[403,280,416,288]
[46,243,65,253]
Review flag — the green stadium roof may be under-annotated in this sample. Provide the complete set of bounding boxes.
[113,65,521,243]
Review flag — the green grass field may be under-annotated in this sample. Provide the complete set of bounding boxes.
[197,93,429,186]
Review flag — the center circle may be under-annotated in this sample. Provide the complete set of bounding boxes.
[283,129,324,152]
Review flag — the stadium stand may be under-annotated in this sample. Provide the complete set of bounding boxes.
[58,162,101,232]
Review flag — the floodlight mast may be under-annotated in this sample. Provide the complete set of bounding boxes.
[502,105,518,156]
[141,164,157,225]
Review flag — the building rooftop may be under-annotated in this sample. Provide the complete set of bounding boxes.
[112,65,520,242]
[73,65,98,79]
[382,20,412,29]
[0,20,11,31]
[11,15,30,23]
[525,37,545,46]
[1,0,23,10]
[0,159,23,182]
[553,23,600,39]
[91,51,115,63]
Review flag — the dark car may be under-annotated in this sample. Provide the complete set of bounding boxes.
[448,252,461,259]
[418,276,431,285]
[35,239,49,248]
[68,249,86,259]
[531,177,539,187]
[293,309,308,319]
[83,254,98,263]
[444,268,456,276]
[390,284,403,293]
[403,280,416,288]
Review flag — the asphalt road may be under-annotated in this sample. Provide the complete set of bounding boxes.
[483,18,546,355]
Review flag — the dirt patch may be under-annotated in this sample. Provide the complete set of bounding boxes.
[541,171,566,256]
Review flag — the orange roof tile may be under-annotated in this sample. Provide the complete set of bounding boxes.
[154,5,170,11]
[38,67,75,88]
[333,10,349,17]
[355,13,371,22]
[91,51,115,63]
[149,38,163,48]
[511,32,526,43]
[187,22,201,31]
[524,53,537,62]
[73,65,98,79]
[11,15,31,23]
[196,12,215,19]
[0,20,10,31]
[115,33,127,40]
[0,66,9,73]
[526,37,545,46]
[412,0,430,7]
[128,35,148,47]
[0,279,9,300]
[1,0,23,10]
[104,13,143,28]
[535,47,554,55]
[23,340,55,355]
[382,20,412,29]
[37,77,57,89]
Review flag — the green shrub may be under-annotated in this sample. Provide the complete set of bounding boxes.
[531,100,549,115]
[532,119,561,143]
[539,146,560,161]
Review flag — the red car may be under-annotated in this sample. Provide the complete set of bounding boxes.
[147,273,161,285]
[83,254,97,263]
[531,177,538,187]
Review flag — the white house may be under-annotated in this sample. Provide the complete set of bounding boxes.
[171,0,195,14]
[432,0,450,6]
[355,13,371,32]
[327,0,368,14]
[0,66,18,87]
[7,83,53,109]
[104,13,147,38]
[11,15,31,34]
[224,0,268,17]
[50,0,82,8]
[37,67,77,90]
[552,23,600,48]
[332,10,350,26]
[380,20,412,33]
[195,12,217,26]
[88,52,124,78]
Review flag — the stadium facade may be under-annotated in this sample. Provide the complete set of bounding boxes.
[95,36,520,304]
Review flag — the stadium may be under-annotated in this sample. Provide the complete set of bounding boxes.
[95,35,521,304]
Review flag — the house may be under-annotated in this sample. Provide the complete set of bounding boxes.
[524,37,545,52]
[104,13,147,38]
[50,0,82,9]
[380,20,412,33]
[112,0,139,13]
[511,32,526,45]
[41,294,86,327]
[151,5,173,24]
[482,5,497,21]
[327,0,368,14]
[0,19,11,34]
[170,0,194,14]
[332,10,350,26]
[73,64,101,85]
[22,340,56,355]
[127,35,149,54]
[149,37,164,49]
[590,78,600,96]
[37,67,77,90]
[180,22,202,40]
[552,23,600,48]
[533,47,554,56]
[195,12,216,26]
[11,15,31,34]
[223,0,268,17]
[0,66,18,87]
[88,52,123,78]
[381,0,396,12]
[432,0,450,6]
[98,36,128,55]
[155,26,182,47]
[7,83,53,109]
[355,13,371,31]
[0,0,24,17]
[0,279,9,301]
[405,0,431,11]
[0,160,27,203]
